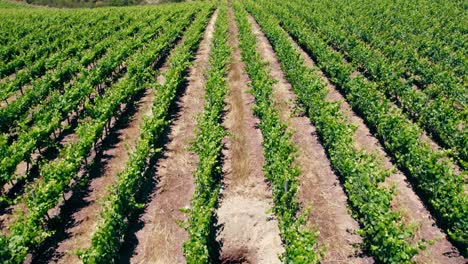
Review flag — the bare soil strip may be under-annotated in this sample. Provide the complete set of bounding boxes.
[279,23,465,263]
[247,15,372,264]
[215,8,284,264]
[128,11,217,264]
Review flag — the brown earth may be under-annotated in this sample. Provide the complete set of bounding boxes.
[128,10,217,264]
[215,7,284,264]
[248,14,372,264]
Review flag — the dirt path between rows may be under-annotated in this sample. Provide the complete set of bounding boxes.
[128,11,217,264]
[215,8,284,264]
[276,21,465,263]
[247,15,372,264]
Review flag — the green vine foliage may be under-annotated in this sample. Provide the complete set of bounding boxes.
[255,0,467,254]
[242,1,424,262]
[0,11,178,191]
[0,3,208,263]
[280,0,467,168]
[183,2,230,262]
[78,5,214,263]
[234,2,320,263]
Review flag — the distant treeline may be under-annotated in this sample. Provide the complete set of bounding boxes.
[22,0,186,8]
[0,0,32,8]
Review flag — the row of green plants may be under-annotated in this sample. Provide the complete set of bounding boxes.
[78,5,214,263]
[0,10,74,59]
[0,10,177,192]
[0,8,142,68]
[0,5,180,133]
[243,1,424,262]
[233,2,320,262]
[344,0,465,78]
[0,14,37,49]
[256,0,468,254]
[0,13,130,104]
[0,8,162,134]
[0,54,79,133]
[0,14,84,78]
[182,3,230,263]
[0,5,199,262]
[281,0,467,167]
[291,0,466,105]
[1,10,65,45]
[377,0,466,79]
[0,19,134,129]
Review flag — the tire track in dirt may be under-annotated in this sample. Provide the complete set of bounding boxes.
[278,22,465,264]
[247,15,372,264]
[128,10,217,264]
[215,8,284,264]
